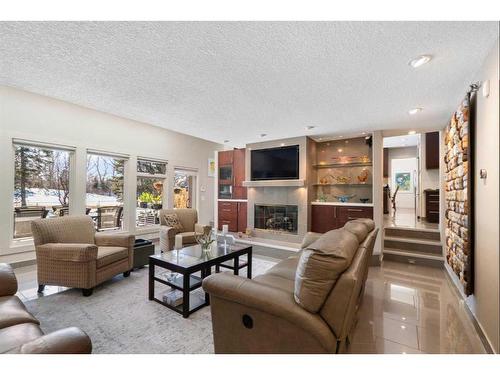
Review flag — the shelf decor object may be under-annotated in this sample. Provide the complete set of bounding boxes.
[444,85,477,296]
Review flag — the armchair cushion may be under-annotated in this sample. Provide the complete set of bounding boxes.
[31,216,95,246]
[0,263,18,297]
[36,243,98,262]
[161,213,184,233]
[96,247,129,269]
[7,327,92,354]
[294,229,358,313]
[0,296,40,329]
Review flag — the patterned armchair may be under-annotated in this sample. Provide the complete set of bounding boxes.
[31,216,134,296]
[159,208,210,252]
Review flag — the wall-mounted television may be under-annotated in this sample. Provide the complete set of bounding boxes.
[251,145,299,181]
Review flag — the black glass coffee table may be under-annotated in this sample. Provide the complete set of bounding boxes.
[148,243,252,318]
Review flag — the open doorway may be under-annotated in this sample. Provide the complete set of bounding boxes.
[383,132,440,230]
[173,168,198,209]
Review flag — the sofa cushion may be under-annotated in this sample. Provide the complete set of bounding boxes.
[96,246,128,269]
[351,218,375,232]
[343,221,369,243]
[254,274,295,294]
[265,257,299,281]
[294,229,359,313]
[0,296,40,329]
[0,323,43,353]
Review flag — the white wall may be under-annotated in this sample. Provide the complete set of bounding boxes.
[0,86,223,262]
[443,39,499,353]
[390,157,417,209]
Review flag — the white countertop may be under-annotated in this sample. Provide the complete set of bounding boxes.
[311,201,373,207]
[218,199,248,203]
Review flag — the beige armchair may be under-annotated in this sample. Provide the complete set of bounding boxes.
[159,208,210,251]
[31,216,134,297]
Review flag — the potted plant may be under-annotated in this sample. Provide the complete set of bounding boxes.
[138,192,153,208]
[151,195,163,210]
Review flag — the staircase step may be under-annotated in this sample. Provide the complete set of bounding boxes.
[385,227,440,241]
[384,236,442,255]
[383,249,444,268]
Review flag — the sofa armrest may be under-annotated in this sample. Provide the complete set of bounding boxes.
[36,243,98,262]
[95,232,134,249]
[194,223,211,235]
[8,327,92,354]
[300,232,323,249]
[202,273,337,352]
[0,263,18,297]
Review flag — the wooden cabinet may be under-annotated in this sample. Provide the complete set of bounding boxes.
[311,204,373,233]
[424,189,439,223]
[425,132,440,169]
[232,148,247,199]
[218,150,234,166]
[218,201,247,233]
[237,202,247,232]
[383,148,389,178]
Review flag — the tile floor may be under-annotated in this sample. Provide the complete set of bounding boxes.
[384,208,439,230]
[12,258,485,354]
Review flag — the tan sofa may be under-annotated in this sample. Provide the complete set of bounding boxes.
[31,216,134,297]
[203,218,378,354]
[0,263,92,353]
[159,208,210,251]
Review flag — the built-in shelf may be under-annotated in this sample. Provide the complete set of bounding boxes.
[311,201,374,207]
[313,162,372,169]
[313,183,372,187]
[242,179,305,187]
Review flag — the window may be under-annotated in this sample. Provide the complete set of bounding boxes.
[13,143,71,239]
[136,159,167,227]
[86,153,125,231]
[173,169,197,209]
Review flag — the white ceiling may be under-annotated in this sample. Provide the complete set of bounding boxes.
[0,22,497,147]
[383,134,419,148]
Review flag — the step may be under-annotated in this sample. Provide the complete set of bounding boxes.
[383,248,444,268]
[384,236,442,255]
[384,227,440,241]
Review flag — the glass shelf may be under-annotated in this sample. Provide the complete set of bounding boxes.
[313,162,372,168]
[313,183,372,187]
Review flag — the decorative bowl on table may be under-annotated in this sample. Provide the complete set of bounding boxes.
[334,194,356,203]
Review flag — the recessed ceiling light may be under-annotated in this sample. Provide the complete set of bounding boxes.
[409,55,432,68]
[338,135,344,138]
[361,132,367,135]
[338,148,343,153]
[280,143,285,146]
[408,130,417,135]
[408,108,422,115]
[223,140,230,143]
[260,133,267,138]
[305,126,316,130]
[318,137,323,141]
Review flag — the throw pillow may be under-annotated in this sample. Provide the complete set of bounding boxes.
[163,213,184,233]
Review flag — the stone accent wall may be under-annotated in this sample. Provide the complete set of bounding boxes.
[444,95,473,296]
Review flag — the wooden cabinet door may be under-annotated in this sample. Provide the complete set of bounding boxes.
[383,148,389,178]
[237,202,247,232]
[337,206,373,227]
[218,201,238,232]
[233,148,247,199]
[218,150,233,166]
[425,132,440,169]
[311,205,336,233]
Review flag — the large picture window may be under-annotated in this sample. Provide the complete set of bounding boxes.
[13,143,72,239]
[86,153,125,231]
[136,159,167,227]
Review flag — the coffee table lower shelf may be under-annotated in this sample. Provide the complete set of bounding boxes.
[152,294,208,316]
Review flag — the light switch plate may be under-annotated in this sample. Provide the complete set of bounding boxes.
[482,80,490,98]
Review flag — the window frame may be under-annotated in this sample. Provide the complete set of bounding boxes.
[11,139,76,244]
[135,158,168,229]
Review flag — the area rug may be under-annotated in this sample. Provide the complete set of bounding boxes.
[25,256,277,353]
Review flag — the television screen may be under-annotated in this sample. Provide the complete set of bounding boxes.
[251,145,299,180]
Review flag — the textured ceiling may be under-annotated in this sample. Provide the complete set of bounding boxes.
[0,22,497,146]
[383,134,419,148]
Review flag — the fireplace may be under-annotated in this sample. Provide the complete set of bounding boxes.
[254,204,298,234]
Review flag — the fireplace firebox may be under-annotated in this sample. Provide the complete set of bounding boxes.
[254,204,298,234]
